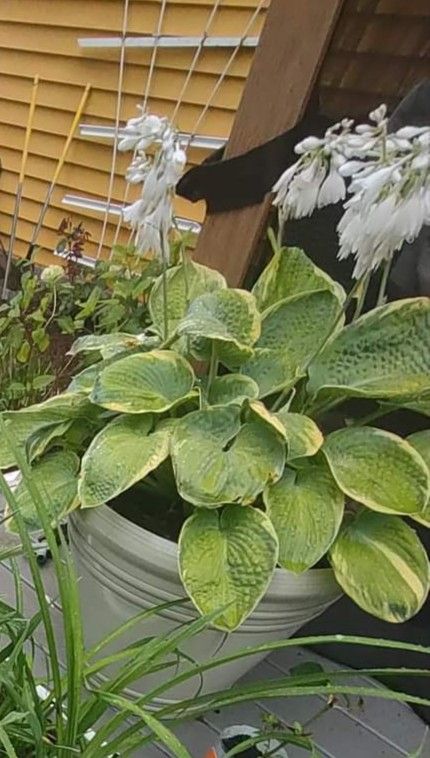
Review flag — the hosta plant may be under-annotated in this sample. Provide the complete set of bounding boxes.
[2,244,430,632]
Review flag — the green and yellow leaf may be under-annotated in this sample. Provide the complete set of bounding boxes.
[252,246,345,312]
[264,459,344,573]
[241,290,342,398]
[91,350,195,413]
[276,409,324,460]
[149,258,226,339]
[208,374,259,406]
[171,405,285,507]
[307,298,430,404]
[329,511,430,622]
[179,506,279,631]
[323,427,429,516]
[407,430,430,527]
[78,414,171,507]
[6,450,79,533]
[177,289,261,367]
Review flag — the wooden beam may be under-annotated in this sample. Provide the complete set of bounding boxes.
[194,0,346,285]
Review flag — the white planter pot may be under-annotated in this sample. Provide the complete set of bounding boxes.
[69,505,342,704]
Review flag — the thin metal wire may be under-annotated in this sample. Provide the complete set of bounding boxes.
[143,0,169,111]
[170,0,224,123]
[96,0,130,259]
[2,75,39,298]
[111,0,169,251]
[111,0,266,250]
[185,0,266,148]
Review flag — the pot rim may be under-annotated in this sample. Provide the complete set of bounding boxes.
[72,502,340,595]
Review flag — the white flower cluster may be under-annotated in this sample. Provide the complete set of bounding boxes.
[272,104,430,278]
[118,106,186,260]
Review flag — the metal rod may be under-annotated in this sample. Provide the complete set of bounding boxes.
[29,83,91,249]
[78,35,259,49]
[79,123,227,150]
[61,193,201,234]
[2,75,39,298]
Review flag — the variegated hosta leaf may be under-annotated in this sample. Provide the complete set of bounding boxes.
[68,362,102,394]
[177,289,261,367]
[78,415,170,507]
[241,290,342,398]
[149,257,226,338]
[6,450,79,533]
[329,510,430,622]
[68,351,140,395]
[171,405,285,507]
[323,427,429,516]
[264,459,344,573]
[245,400,287,440]
[26,421,72,463]
[91,350,195,413]
[69,333,158,358]
[276,409,324,461]
[178,506,279,631]
[307,298,430,404]
[0,393,91,469]
[252,246,345,312]
[407,430,430,527]
[208,374,259,406]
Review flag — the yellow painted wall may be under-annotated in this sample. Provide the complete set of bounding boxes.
[0,0,266,265]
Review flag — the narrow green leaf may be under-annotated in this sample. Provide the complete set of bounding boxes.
[95,692,192,758]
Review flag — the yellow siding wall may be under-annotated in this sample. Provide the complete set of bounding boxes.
[0,0,266,265]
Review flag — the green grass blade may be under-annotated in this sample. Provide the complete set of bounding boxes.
[96,691,192,758]
[0,723,19,758]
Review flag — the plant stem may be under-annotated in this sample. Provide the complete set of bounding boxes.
[160,229,170,342]
[271,388,292,413]
[376,258,392,307]
[206,343,218,400]
[350,404,393,427]
[352,272,370,321]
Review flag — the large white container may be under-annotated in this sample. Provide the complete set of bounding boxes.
[69,505,342,704]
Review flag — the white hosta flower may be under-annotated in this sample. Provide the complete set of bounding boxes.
[396,126,429,139]
[339,160,367,177]
[122,198,146,227]
[294,136,324,154]
[135,198,173,258]
[369,104,387,123]
[317,165,346,207]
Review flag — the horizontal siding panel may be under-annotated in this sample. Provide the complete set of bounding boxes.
[0,51,245,112]
[0,94,233,142]
[1,0,266,33]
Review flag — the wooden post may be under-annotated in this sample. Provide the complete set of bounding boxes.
[194,0,345,285]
